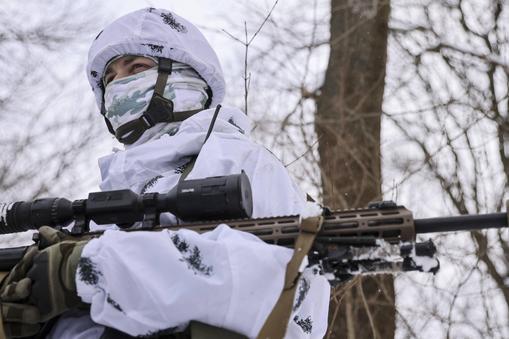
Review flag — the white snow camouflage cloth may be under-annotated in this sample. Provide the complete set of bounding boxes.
[48,107,330,338]
[48,7,330,338]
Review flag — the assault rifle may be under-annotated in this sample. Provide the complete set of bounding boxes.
[0,172,507,284]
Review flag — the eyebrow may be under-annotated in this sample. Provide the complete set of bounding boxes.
[104,56,138,77]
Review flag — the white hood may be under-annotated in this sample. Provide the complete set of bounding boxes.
[87,8,225,110]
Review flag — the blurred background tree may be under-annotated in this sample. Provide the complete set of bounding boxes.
[1,0,508,337]
[226,0,509,337]
[0,1,107,247]
[315,1,394,338]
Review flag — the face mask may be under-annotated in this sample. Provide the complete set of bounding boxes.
[104,62,209,134]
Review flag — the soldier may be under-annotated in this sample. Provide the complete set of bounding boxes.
[0,8,330,338]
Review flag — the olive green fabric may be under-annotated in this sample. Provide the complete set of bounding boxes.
[257,216,323,339]
[0,246,40,338]
[27,239,86,322]
[0,227,87,338]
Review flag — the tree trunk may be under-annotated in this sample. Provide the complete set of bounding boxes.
[314,1,395,338]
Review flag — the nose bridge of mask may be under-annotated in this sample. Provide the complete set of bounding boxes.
[105,66,157,92]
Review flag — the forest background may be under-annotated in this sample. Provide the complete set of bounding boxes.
[0,0,508,338]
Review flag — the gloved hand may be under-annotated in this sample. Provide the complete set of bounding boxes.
[0,246,40,338]
[1,227,88,338]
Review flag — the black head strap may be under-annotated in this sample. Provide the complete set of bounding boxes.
[204,86,213,109]
[115,117,151,144]
[113,58,175,144]
[100,101,115,135]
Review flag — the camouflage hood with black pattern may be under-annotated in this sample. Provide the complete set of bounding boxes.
[87,7,225,115]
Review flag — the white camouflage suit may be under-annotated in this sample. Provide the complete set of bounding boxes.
[48,8,330,339]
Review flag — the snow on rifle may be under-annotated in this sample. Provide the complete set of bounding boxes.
[0,175,507,284]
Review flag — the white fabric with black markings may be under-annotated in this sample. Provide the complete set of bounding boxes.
[47,106,330,339]
[87,7,225,110]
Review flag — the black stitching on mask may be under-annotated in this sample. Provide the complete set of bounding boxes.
[94,30,103,40]
[90,71,98,78]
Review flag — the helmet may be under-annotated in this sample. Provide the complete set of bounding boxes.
[87,8,225,143]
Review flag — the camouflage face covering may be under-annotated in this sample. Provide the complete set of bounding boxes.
[104,62,209,133]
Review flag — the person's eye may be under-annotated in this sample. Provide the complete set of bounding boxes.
[132,63,150,73]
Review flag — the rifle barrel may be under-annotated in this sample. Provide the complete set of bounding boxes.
[414,212,507,234]
[0,212,506,273]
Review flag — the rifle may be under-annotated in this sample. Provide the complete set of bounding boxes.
[0,173,507,284]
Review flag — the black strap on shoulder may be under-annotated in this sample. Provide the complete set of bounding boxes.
[177,105,222,182]
[179,156,197,182]
[204,86,213,109]
[204,105,221,143]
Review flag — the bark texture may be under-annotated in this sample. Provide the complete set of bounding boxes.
[314,1,395,338]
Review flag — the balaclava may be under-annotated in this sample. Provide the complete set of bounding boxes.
[103,58,209,146]
[86,8,225,145]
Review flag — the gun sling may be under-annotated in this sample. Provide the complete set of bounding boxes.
[257,215,323,339]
